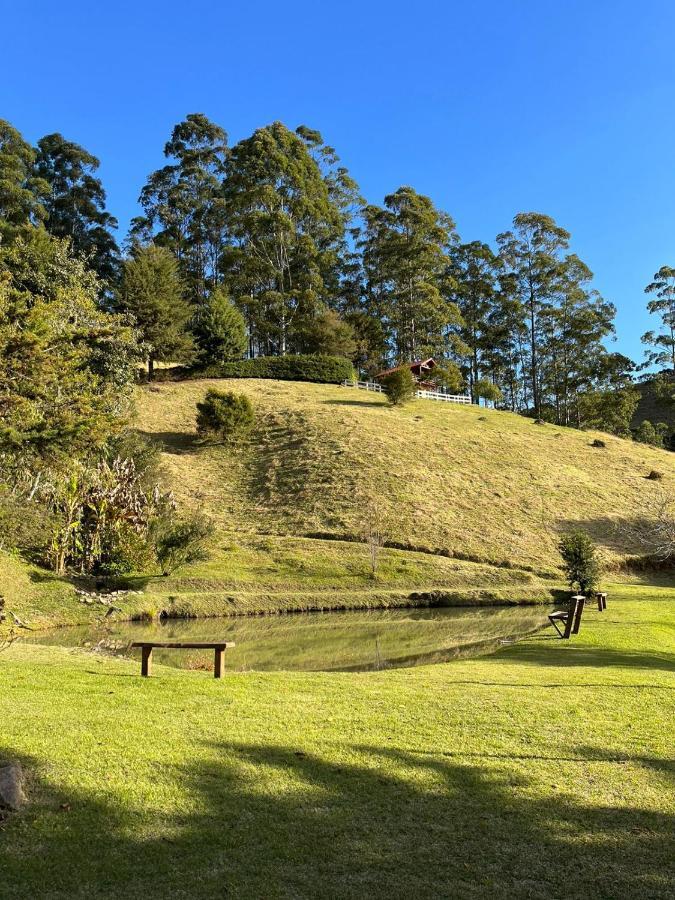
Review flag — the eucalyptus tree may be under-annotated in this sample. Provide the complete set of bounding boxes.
[497,212,570,419]
[538,255,616,425]
[130,114,229,302]
[33,133,119,285]
[642,266,675,371]
[0,119,48,240]
[447,241,501,401]
[221,121,356,356]
[360,186,461,362]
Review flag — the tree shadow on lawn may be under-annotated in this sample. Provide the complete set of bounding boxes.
[322,399,386,408]
[496,640,675,674]
[134,429,201,455]
[2,741,673,899]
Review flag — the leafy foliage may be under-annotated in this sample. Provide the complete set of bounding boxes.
[196,390,255,442]
[192,286,247,364]
[577,387,639,437]
[381,367,416,406]
[33,133,119,285]
[117,245,194,378]
[150,510,215,576]
[0,230,139,457]
[0,119,48,241]
[156,354,355,384]
[558,530,600,595]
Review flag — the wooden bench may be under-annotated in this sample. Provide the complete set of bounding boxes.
[131,641,235,678]
[548,595,585,639]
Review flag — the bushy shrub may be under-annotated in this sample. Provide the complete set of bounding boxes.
[151,511,215,576]
[152,354,355,385]
[196,389,255,443]
[381,367,416,406]
[558,530,600,595]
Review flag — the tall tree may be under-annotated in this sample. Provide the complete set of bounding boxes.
[130,114,228,301]
[447,241,501,401]
[33,133,119,285]
[222,122,354,355]
[117,245,194,378]
[360,186,461,362]
[0,119,48,240]
[641,265,675,371]
[0,229,139,457]
[497,213,571,418]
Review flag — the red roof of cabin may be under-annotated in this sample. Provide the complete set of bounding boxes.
[374,358,436,380]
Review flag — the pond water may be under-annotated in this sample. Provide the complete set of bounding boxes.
[21,604,553,672]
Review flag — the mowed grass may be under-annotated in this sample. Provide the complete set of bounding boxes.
[1,536,557,631]
[1,588,673,899]
[135,378,675,572]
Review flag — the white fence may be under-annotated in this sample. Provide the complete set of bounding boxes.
[342,380,471,405]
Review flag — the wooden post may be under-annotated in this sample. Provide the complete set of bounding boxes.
[572,597,585,635]
[214,647,224,679]
[141,645,152,677]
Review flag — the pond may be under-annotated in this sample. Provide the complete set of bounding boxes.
[21,604,554,672]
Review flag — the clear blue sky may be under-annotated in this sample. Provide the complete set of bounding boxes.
[3,0,675,365]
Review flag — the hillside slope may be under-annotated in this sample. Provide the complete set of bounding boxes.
[136,378,675,573]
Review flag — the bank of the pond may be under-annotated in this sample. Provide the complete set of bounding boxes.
[0,538,564,633]
[1,587,673,898]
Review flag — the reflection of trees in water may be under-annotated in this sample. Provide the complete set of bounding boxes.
[19,605,553,672]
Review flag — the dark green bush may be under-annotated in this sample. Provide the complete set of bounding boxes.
[558,530,601,595]
[152,354,355,385]
[196,389,255,442]
[381,368,416,406]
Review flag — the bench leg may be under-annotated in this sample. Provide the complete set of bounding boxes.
[214,648,224,679]
[549,615,566,638]
[141,646,152,677]
[572,598,585,635]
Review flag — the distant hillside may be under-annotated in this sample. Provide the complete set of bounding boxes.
[135,378,675,573]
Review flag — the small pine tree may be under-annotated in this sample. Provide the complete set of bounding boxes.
[381,367,416,405]
[196,389,255,443]
[192,287,247,365]
[118,245,194,378]
[558,530,600,596]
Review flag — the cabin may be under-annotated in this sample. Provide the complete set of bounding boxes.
[374,358,437,390]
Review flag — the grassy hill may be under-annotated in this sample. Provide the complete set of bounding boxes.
[5,376,675,628]
[137,377,675,571]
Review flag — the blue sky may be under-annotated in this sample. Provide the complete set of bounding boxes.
[3,0,675,364]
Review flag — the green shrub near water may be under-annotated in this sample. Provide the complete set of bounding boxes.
[558,530,601,595]
[153,354,355,385]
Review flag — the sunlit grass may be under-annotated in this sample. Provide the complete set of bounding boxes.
[1,591,673,898]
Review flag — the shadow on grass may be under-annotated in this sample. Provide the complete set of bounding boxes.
[1,741,673,898]
[134,429,201,455]
[322,399,386,408]
[497,640,675,673]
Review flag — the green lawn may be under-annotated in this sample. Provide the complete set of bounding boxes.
[1,586,673,899]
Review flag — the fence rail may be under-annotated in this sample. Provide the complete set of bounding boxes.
[342,380,471,404]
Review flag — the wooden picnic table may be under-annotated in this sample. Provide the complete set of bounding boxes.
[131,641,235,678]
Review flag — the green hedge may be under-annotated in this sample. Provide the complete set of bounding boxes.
[152,355,355,385]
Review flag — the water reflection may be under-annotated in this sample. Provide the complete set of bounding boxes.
[21,605,553,672]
